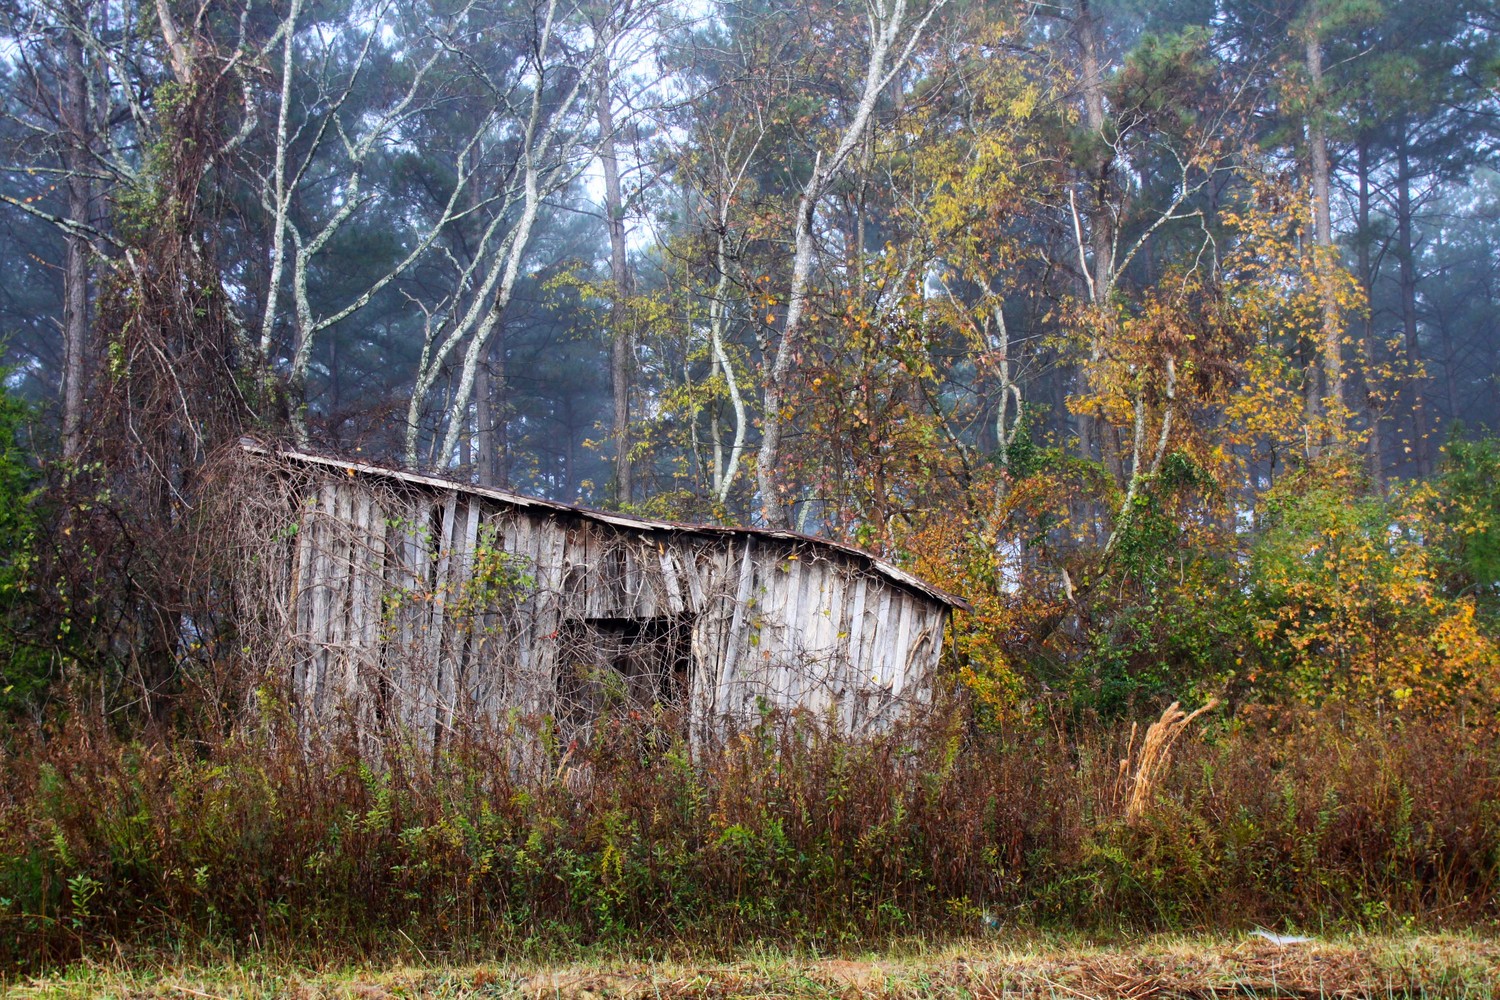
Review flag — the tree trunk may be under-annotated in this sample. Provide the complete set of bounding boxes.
[459,420,471,468]
[60,1,92,459]
[597,53,633,506]
[492,327,510,487]
[1074,0,1112,467]
[476,339,494,486]
[754,0,945,528]
[755,193,816,528]
[1396,130,1432,476]
[1355,136,1384,489]
[1305,26,1343,449]
[710,230,747,505]
[1078,0,1112,301]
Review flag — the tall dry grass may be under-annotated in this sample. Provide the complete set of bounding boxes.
[1,695,1497,974]
[1120,699,1219,825]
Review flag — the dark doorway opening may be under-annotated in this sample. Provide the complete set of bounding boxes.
[556,616,693,734]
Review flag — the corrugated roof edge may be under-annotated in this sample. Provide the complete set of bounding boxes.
[241,438,971,612]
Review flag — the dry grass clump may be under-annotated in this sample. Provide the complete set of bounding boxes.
[1119,698,1219,825]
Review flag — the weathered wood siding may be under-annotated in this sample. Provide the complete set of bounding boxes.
[263,453,953,741]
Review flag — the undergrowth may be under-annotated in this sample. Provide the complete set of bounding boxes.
[1,699,1497,975]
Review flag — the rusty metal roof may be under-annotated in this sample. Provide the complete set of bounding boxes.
[242,439,971,612]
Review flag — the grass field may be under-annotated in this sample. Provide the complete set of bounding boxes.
[6,933,1500,999]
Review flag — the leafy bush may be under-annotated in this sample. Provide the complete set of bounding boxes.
[1429,433,1500,617]
[0,382,48,712]
[902,434,1500,720]
[1246,458,1500,711]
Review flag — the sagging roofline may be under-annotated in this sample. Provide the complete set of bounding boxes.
[240,438,972,613]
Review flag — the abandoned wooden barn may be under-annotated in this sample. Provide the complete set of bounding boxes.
[235,442,968,740]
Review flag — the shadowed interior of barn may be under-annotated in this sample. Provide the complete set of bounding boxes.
[234,443,968,744]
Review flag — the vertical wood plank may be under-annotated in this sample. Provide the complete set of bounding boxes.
[888,594,915,698]
[871,585,894,689]
[329,485,355,703]
[810,560,845,716]
[399,497,431,733]
[843,574,871,730]
[289,487,318,707]
[508,514,538,712]
[442,497,480,724]
[681,543,707,612]
[658,542,685,616]
[420,492,457,745]
[690,542,731,739]
[531,518,568,716]
[715,537,756,720]
[307,483,340,716]
[343,490,374,717]
[781,554,813,710]
[436,492,462,740]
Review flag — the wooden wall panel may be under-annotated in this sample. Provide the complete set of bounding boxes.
[276,468,951,741]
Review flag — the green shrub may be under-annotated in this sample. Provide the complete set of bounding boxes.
[0,381,47,712]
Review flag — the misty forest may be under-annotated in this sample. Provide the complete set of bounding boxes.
[4,0,1500,987]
